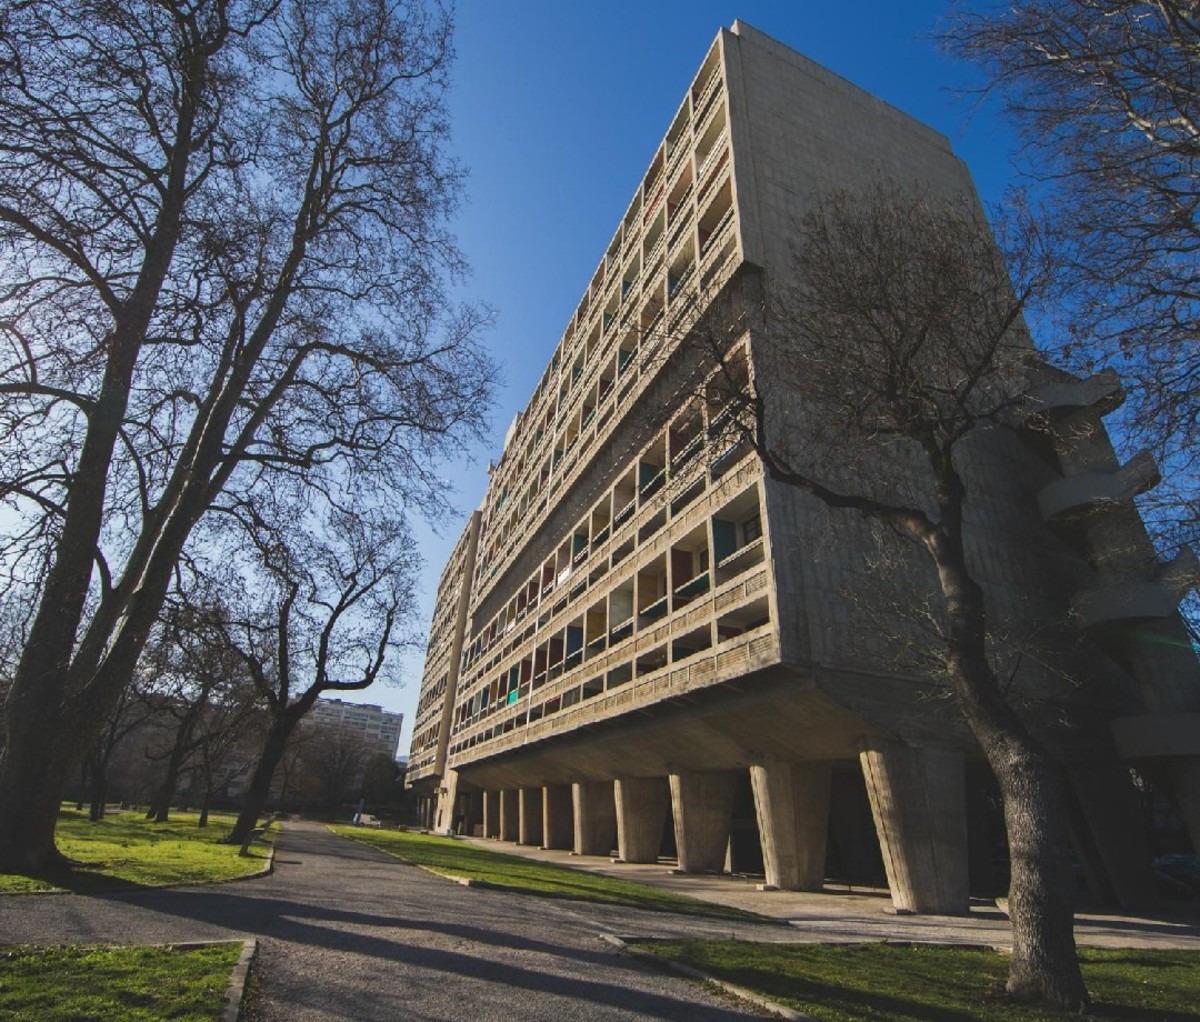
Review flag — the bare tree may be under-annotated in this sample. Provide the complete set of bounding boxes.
[945,1,1200,557]
[81,680,157,822]
[699,184,1089,1007]
[139,593,260,822]
[361,751,403,807]
[299,722,370,812]
[0,0,492,871]
[215,509,415,845]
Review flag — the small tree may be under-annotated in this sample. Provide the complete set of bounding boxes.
[301,723,370,812]
[361,752,404,807]
[216,510,415,845]
[139,595,254,822]
[702,184,1087,1007]
[81,681,157,821]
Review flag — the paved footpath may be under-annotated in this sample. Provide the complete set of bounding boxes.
[0,822,777,1021]
[464,837,1200,951]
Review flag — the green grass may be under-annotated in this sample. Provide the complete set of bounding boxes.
[332,826,753,919]
[0,942,241,1021]
[641,941,1200,1021]
[0,809,275,893]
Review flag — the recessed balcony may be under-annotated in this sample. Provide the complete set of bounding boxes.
[1072,580,1181,628]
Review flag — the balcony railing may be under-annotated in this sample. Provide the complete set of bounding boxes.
[696,131,728,183]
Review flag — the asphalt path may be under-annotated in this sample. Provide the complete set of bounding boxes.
[0,822,774,1020]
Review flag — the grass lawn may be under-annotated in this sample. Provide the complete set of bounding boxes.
[332,826,753,919]
[0,809,275,894]
[641,940,1200,1021]
[0,942,241,1022]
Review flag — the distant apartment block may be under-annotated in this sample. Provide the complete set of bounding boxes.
[312,698,404,761]
[407,22,1200,913]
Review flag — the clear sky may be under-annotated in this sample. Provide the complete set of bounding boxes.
[365,1,1020,750]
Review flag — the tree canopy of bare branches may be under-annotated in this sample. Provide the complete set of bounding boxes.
[214,509,415,844]
[706,183,1088,1007]
[945,1,1200,550]
[0,0,492,871]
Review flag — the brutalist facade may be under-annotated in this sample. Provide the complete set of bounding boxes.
[407,22,1200,913]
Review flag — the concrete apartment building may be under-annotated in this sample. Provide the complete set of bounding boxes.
[407,22,1200,914]
[310,698,404,761]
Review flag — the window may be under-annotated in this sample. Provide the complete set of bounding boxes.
[741,511,761,544]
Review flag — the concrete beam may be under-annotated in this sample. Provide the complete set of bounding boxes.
[749,757,830,890]
[499,789,519,842]
[543,784,574,850]
[615,776,671,864]
[860,740,968,915]
[572,780,617,856]
[670,769,736,873]
[518,787,544,846]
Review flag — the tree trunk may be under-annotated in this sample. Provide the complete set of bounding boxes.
[932,525,1089,1010]
[227,711,303,845]
[89,766,108,823]
[151,731,193,824]
[198,787,211,829]
[0,686,86,871]
[75,758,88,813]
[989,738,1082,1003]
[86,747,109,822]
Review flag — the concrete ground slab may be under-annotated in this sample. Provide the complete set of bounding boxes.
[464,835,1200,950]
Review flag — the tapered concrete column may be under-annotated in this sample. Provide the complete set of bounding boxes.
[482,790,500,838]
[572,780,617,856]
[859,740,968,915]
[670,769,736,873]
[1066,763,1157,909]
[543,784,574,850]
[439,772,460,834]
[499,789,519,841]
[518,787,544,846]
[750,758,831,890]
[615,776,670,863]
[437,770,462,834]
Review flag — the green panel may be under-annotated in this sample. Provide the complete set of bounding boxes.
[712,517,737,563]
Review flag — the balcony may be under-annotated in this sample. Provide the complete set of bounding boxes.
[696,129,728,182]
[692,65,722,120]
[608,617,634,645]
[674,570,711,602]
[1037,451,1159,522]
[1072,580,1181,628]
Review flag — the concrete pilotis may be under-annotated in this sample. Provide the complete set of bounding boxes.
[669,769,736,873]
[518,787,544,846]
[572,780,617,856]
[859,740,968,914]
[482,790,500,839]
[749,757,831,890]
[437,769,461,834]
[615,776,671,863]
[1065,762,1157,909]
[499,789,519,841]
[543,784,574,850]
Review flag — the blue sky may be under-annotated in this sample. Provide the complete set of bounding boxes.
[373,1,1020,746]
